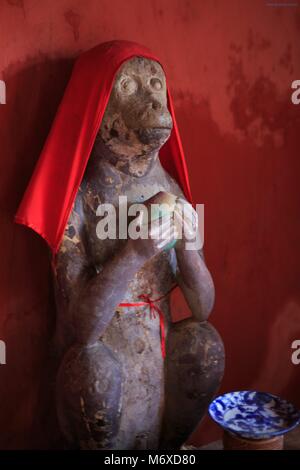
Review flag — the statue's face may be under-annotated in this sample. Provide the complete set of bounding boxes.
[100,57,173,162]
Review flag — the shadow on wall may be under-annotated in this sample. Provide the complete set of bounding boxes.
[0,56,75,449]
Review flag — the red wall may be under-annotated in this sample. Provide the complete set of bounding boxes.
[0,0,300,449]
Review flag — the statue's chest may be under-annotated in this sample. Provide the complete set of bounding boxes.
[81,179,177,296]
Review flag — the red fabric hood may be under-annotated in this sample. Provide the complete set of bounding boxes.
[15,40,192,253]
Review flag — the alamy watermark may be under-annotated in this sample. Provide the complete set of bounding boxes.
[95,196,204,251]
[291,80,300,105]
[291,340,300,365]
[0,340,6,365]
[0,79,6,104]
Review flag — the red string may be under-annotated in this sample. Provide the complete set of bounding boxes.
[118,284,177,359]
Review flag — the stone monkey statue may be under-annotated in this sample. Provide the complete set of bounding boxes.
[53,56,224,450]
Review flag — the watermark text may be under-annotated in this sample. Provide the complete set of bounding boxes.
[0,80,6,104]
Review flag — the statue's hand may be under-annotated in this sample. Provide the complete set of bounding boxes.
[174,198,199,251]
[127,210,179,261]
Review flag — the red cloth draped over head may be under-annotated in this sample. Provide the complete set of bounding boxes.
[15,40,192,253]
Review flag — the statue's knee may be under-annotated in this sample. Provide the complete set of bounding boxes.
[56,342,122,448]
[197,321,225,384]
[58,342,122,401]
[168,319,225,389]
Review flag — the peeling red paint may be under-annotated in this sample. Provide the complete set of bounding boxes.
[64,9,81,42]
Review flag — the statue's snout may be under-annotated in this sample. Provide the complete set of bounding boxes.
[137,96,173,131]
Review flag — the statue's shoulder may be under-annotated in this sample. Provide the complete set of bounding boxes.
[159,165,186,200]
[57,185,86,257]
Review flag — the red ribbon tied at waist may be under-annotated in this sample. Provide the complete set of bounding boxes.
[118,285,177,359]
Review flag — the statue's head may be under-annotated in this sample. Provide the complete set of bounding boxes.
[98,57,173,176]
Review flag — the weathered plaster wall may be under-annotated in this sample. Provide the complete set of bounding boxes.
[0,0,300,448]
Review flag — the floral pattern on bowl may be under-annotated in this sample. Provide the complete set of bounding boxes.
[209,391,300,439]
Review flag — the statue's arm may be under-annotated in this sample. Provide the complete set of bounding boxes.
[166,178,215,322]
[175,245,215,322]
[54,197,149,346]
[54,193,175,345]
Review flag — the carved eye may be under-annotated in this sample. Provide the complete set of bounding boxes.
[119,76,137,95]
[150,78,163,91]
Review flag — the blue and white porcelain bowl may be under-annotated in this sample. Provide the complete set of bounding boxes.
[209,391,300,439]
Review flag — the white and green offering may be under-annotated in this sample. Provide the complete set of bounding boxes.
[138,191,196,251]
[147,192,178,251]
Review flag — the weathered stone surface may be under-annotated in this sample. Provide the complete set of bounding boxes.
[53,57,224,450]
